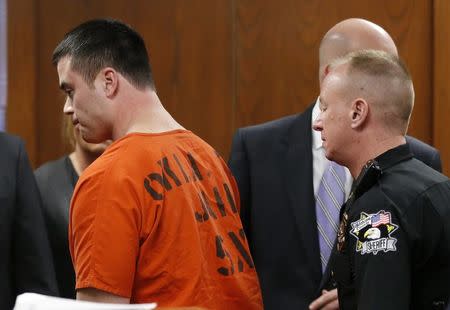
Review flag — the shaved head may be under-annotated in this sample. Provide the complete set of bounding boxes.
[319,18,398,86]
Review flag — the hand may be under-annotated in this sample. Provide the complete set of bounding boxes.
[309,289,339,310]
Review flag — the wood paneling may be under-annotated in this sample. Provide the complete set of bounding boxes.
[35,0,233,166]
[6,0,38,163]
[434,0,450,175]
[235,0,433,145]
[138,1,234,158]
[7,0,445,171]
[236,0,323,127]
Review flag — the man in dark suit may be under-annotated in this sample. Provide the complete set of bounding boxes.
[228,18,442,310]
[0,132,58,309]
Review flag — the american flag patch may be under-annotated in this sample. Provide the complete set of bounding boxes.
[371,212,391,227]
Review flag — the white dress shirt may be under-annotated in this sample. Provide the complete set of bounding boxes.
[311,98,353,199]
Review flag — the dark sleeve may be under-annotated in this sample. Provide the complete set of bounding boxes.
[228,129,252,243]
[418,183,450,307]
[429,150,442,173]
[348,194,411,309]
[406,136,442,172]
[13,140,59,296]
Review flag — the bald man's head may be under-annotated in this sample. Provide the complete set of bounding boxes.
[319,18,398,86]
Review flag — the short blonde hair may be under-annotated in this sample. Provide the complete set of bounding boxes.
[331,49,414,134]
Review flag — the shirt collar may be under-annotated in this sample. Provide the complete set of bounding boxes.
[312,97,322,150]
[374,142,413,170]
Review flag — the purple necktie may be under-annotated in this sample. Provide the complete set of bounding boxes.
[315,161,346,273]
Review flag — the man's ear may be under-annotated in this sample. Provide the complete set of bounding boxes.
[319,64,331,87]
[350,98,369,129]
[324,64,331,77]
[101,68,118,97]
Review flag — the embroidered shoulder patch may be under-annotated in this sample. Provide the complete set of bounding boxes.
[350,210,398,255]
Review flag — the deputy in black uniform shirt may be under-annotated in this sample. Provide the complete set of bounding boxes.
[313,49,450,309]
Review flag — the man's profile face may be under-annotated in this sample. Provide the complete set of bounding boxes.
[57,56,111,143]
[313,68,352,163]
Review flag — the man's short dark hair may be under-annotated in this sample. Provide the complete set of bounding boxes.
[52,19,155,90]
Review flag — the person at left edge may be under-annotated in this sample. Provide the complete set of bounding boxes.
[0,132,58,309]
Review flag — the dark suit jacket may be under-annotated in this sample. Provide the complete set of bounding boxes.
[0,133,58,309]
[35,156,78,299]
[228,104,442,310]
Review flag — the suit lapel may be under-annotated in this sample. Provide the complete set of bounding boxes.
[283,104,322,286]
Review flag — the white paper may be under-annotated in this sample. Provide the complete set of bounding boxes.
[14,293,157,310]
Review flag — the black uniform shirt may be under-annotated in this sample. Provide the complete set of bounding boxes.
[332,143,450,310]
